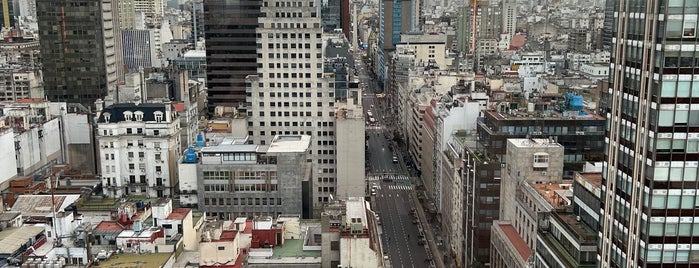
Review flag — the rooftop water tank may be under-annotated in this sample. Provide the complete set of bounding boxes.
[566,93,584,111]
[195,133,205,147]
[184,147,197,163]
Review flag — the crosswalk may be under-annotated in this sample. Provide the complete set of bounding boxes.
[367,174,410,181]
[387,185,412,190]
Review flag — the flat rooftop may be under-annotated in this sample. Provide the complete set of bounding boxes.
[497,223,531,261]
[509,138,562,148]
[167,208,191,220]
[272,239,322,258]
[267,135,312,153]
[531,181,573,208]
[485,109,605,121]
[98,253,171,268]
[345,198,367,229]
[553,213,597,244]
[575,172,602,192]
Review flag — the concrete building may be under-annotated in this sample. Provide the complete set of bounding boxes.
[180,135,312,219]
[198,219,242,267]
[0,69,41,101]
[246,0,339,215]
[335,104,365,199]
[320,197,384,268]
[449,131,502,266]
[95,102,182,198]
[477,100,605,179]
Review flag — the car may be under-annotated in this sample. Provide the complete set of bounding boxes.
[392,156,399,163]
[371,189,377,196]
[412,219,419,224]
[418,239,426,245]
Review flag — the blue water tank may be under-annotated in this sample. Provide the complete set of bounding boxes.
[567,93,584,111]
[136,200,144,209]
[184,147,197,163]
[195,134,205,147]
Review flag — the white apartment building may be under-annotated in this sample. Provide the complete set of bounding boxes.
[96,101,181,198]
[246,0,337,215]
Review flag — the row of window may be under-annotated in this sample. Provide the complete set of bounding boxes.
[203,197,282,206]
[255,111,335,117]
[265,32,320,39]
[203,171,278,180]
[647,193,699,209]
[260,101,334,107]
[647,222,699,237]
[266,43,318,50]
[257,91,333,98]
[265,52,321,60]
[644,249,699,263]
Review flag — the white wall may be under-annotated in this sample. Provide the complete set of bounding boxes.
[177,160,198,206]
[0,129,18,187]
[336,117,365,198]
[340,237,379,267]
[64,113,91,144]
[441,102,480,149]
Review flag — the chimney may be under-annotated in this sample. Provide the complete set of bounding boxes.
[164,100,172,123]
[95,99,104,113]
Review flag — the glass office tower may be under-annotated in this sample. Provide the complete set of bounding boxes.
[600,0,699,267]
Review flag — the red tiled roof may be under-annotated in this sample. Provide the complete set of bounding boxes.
[167,208,191,220]
[94,221,125,232]
[16,98,44,103]
[498,223,531,261]
[243,221,253,234]
[217,230,237,241]
[510,34,526,49]
[172,102,185,112]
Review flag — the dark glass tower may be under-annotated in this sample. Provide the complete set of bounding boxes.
[36,0,108,107]
[203,0,261,113]
[600,0,699,267]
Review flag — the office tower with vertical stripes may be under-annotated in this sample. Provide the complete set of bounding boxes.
[599,0,699,267]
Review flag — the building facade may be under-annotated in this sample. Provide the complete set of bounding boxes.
[37,0,110,107]
[203,0,260,111]
[186,135,312,219]
[96,102,181,198]
[246,0,338,215]
[599,0,699,267]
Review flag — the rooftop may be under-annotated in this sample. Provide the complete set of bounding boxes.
[12,194,81,218]
[267,135,312,153]
[272,239,322,258]
[167,208,191,220]
[497,223,531,261]
[97,103,173,124]
[0,225,45,255]
[574,172,602,193]
[485,109,605,121]
[345,197,367,229]
[97,253,172,268]
[94,221,126,232]
[531,181,573,209]
[183,50,206,58]
[552,213,597,244]
[509,138,562,148]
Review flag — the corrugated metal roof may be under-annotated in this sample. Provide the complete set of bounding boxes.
[0,225,44,254]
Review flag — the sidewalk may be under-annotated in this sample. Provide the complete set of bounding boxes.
[411,190,444,268]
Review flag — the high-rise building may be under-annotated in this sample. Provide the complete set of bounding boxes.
[599,1,699,267]
[203,0,260,112]
[246,0,338,215]
[0,0,14,29]
[36,0,118,108]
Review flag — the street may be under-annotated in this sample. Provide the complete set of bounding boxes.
[355,48,432,268]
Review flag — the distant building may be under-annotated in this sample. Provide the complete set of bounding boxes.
[0,0,15,29]
[95,101,182,198]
